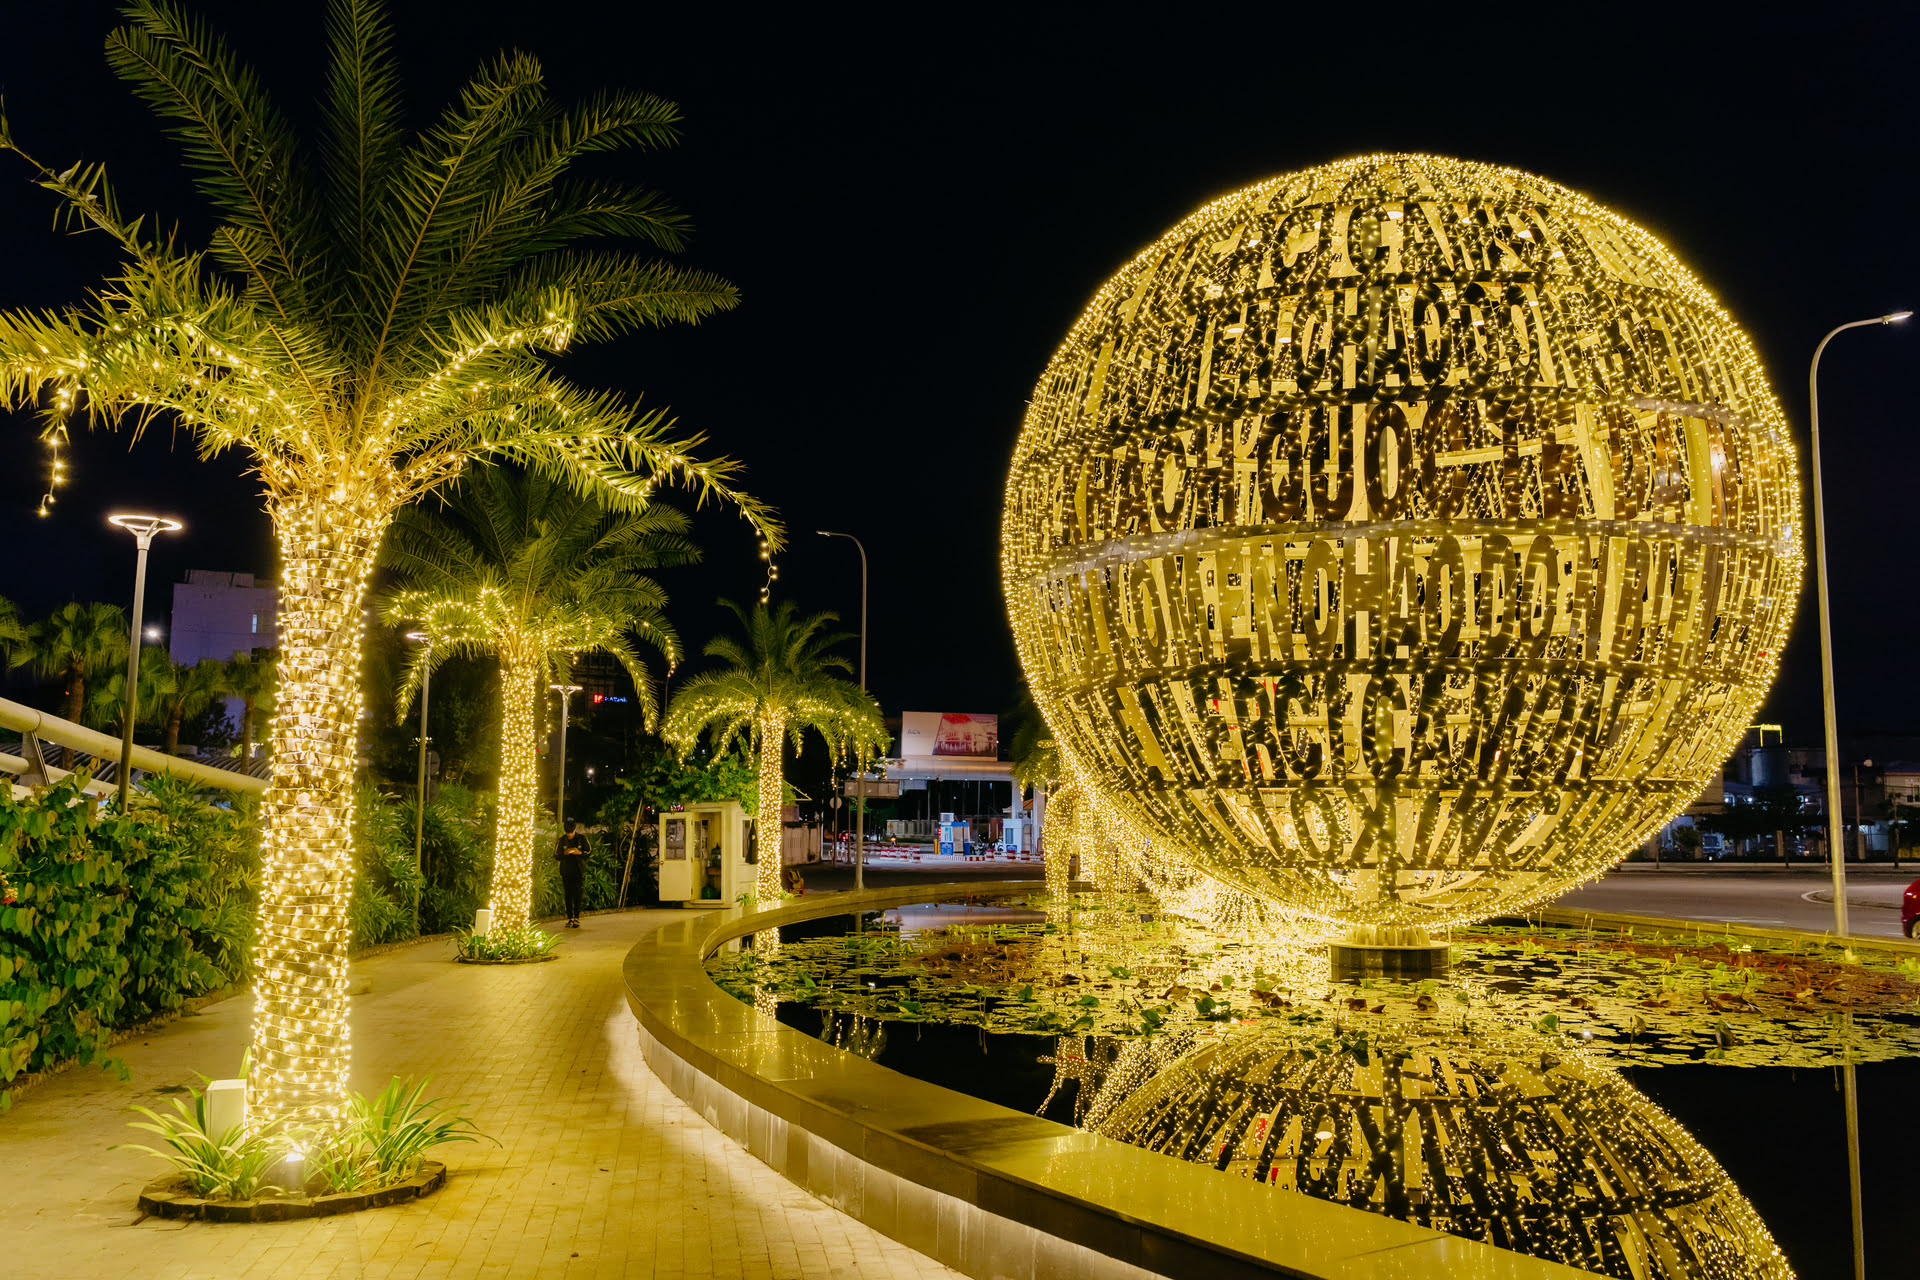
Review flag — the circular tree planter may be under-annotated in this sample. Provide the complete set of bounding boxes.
[138,1160,446,1222]
[454,953,561,965]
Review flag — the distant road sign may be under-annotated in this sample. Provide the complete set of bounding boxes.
[841,778,901,799]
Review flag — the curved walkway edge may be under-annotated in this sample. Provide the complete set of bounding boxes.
[623,883,1591,1280]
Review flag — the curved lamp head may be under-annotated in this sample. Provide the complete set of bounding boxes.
[107,513,183,544]
[1885,311,1913,324]
[405,630,430,643]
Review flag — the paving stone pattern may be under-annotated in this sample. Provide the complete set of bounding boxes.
[0,909,962,1280]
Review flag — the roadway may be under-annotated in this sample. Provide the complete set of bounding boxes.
[1545,866,1917,938]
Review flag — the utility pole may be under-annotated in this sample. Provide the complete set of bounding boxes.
[818,531,870,890]
[407,631,433,931]
[550,683,582,833]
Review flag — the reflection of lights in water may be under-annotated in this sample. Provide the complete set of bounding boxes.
[1094,1027,1793,1279]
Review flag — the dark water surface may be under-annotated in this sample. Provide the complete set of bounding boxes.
[744,907,1905,1278]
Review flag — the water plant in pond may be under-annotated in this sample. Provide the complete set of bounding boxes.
[707,895,1920,1071]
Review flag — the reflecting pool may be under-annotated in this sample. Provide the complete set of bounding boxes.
[708,894,1919,1279]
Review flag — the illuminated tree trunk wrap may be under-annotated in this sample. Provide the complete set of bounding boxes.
[247,490,387,1128]
[491,646,543,926]
[757,712,785,904]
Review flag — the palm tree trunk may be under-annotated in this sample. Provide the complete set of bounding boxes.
[63,676,83,768]
[166,704,182,755]
[491,645,542,927]
[246,490,388,1129]
[242,695,256,760]
[757,713,785,904]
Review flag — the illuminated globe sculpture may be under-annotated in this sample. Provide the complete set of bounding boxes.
[1002,154,1801,929]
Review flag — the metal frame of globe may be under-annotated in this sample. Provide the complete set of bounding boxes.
[1003,153,1801,936]
[1092,1030,1793,1278]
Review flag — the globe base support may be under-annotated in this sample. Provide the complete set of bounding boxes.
[1328,926,1449,982]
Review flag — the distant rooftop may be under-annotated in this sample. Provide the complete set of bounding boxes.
[181,569,275,590]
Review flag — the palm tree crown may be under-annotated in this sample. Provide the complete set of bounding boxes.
[381,465,697,925]
[664,601,887,903]
[14,600,128,734]
[0,596,25,666]
[0,0,777,1126]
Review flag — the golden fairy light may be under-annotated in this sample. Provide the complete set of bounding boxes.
[1003,154,1801,931]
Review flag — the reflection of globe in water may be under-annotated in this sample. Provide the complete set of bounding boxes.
[1094,1031,1793,1279]
[1002,154,1800,928]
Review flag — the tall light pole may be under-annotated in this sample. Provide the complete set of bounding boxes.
[406,631,432,930]
[107,514,182,810]
[550,683,582,833]
[818,530,870,890]
[1809,311,1909,939]
[1808,310,1907,1280]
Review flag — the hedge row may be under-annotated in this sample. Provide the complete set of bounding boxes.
[0,775,252,1092]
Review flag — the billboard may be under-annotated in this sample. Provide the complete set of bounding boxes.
[900,711,998,759]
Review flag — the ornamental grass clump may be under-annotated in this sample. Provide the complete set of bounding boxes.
[120,1089,285,1201]
[454,921,560,963]
[119,1068,488,1200]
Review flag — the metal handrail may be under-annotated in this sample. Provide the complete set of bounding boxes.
[0,696,266,795]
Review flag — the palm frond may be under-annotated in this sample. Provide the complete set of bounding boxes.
[318,0,403,276]
[106,0,319,317]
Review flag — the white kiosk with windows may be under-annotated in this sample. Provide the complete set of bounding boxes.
[657,800,754,907]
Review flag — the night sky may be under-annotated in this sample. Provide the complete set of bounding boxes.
[2,3,1916,745]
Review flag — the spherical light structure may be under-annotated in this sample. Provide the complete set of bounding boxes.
[1095,1030,1793,1279]
[1002,154,1800,928]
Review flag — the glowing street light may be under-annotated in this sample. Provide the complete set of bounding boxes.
[1807,309,1907,1280]
[107,513,182,809]
[817,530,870,890]
[550,683,583,833]
[1808,310,1910,940]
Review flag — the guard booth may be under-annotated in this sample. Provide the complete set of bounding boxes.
[657,800,754,906]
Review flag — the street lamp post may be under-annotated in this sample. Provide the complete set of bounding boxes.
[1807,309,1908,1280]
[1809,310,1909,939]
[1854,758,1874,863]
[406,631,433,929]
[107,514,182,810]
[550,684,583,833]
[817,530,870,890]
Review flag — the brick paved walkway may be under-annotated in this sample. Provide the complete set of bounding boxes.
[0,910,960,1280]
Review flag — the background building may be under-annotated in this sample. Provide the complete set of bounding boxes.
[169,569,277,734]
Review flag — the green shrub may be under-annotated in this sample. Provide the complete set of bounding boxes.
[352,785,490,940]
[532,827,627,918]
[0,774,252,1089]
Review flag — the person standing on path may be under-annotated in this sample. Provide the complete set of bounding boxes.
[558,819,590,927]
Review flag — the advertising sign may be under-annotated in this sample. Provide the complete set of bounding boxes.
[900,711,999,759]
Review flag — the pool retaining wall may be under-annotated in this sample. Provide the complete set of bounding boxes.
[622,883,1589,1280]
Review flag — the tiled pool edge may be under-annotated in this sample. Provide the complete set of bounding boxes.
[622,883,1592,1280]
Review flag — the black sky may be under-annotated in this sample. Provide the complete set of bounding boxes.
[2,2,1916,744]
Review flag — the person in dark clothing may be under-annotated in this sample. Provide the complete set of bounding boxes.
[558,819,589,927]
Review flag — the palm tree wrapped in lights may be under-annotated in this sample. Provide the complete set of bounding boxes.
[664,601,888,906]
[0,0,777,1125]
[381,466,694,933]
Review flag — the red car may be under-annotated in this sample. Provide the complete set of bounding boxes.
[1906,879,1920,938]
